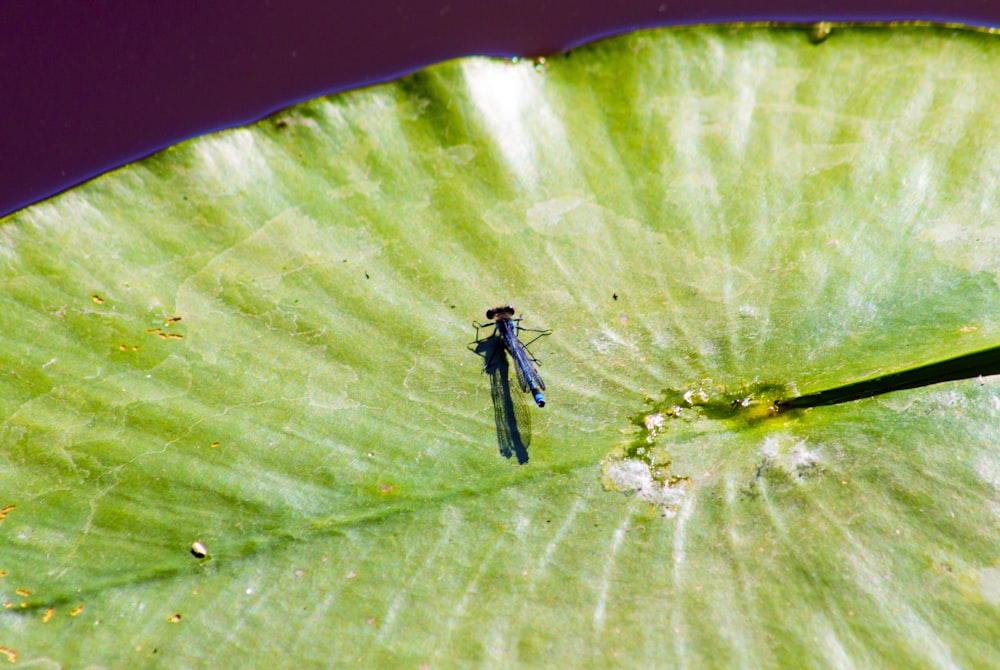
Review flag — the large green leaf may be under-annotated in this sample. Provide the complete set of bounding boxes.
[3,25,1000,667]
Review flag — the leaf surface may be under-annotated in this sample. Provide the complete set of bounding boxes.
[3,26,1000,668]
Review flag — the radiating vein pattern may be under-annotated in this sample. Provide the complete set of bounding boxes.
[3,25,1000,667]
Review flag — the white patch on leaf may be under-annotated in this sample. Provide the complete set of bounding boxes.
[195,129,271,195]
[602,457,687,515]
[759,433,823,480]
[462,59,569,191]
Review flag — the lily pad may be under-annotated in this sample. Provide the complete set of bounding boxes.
[3,25,1000,667]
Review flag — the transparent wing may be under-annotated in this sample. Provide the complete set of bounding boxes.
[509,343,545,394]
[510,347,531,393]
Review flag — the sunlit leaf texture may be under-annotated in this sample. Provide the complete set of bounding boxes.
[3,26,1000,668]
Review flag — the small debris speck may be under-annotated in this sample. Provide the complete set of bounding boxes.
[190,541,208,559]
[809,22,833,43]
[168,613,182,623]
[69,605,84,616]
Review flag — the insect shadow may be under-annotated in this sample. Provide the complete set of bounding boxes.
[469,335,532,464]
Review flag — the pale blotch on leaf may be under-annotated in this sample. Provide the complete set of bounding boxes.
[955,564,1000,605]
[441,144,476,165]
[328,179,381,200]
[980,567,1000,604]
[758,434,824,481]
[601,457,689,517]
[682,388,709,405]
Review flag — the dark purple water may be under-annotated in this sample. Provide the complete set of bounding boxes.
[2,1,996,218]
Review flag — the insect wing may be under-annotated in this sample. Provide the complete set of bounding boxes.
[510,339,546,393]
[510,346,531,393]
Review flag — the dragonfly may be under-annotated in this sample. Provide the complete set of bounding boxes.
[473,305,552,407]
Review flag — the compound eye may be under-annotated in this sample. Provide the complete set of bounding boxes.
[485,309,495,319]
[507,306,516,316]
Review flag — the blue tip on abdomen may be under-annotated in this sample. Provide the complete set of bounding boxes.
[533,392,546,407]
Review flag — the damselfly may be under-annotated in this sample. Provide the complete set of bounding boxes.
[473,305,552,407]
